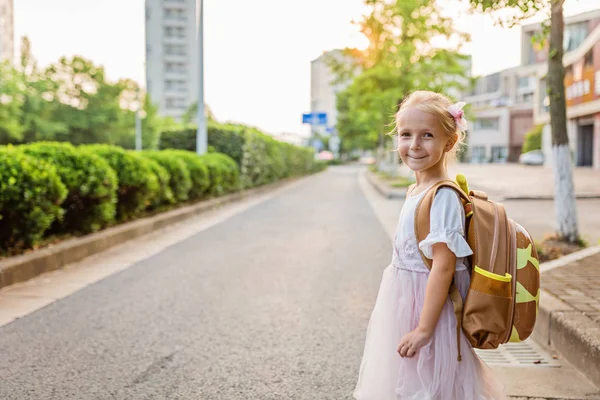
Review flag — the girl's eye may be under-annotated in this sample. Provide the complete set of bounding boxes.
[400,132,411,137]
[423,132,434,138]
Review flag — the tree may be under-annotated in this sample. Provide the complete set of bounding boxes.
[181,101,215,127]
[328,0,470,157]
[468,0,579,243]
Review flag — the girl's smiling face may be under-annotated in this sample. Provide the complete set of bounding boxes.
[396,107,453,173]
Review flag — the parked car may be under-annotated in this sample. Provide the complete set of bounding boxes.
[359,156,376,165]
[519,150,544,166]
[316,150,334,161]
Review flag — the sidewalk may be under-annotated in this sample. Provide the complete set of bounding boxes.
[361,167,600,397]
[393,163,600,200]
[536,251,600,386]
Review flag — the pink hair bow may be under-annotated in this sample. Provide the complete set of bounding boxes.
[447,102,468,132]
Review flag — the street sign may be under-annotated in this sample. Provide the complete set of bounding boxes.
[302,112,328,126]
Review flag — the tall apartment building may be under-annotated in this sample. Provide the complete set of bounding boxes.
[145,0,199,121]
[0,0,14,63]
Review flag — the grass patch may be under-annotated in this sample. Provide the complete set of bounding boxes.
[535,234,588,263]
[390,176,413,188]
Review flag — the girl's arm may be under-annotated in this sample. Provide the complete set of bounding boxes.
[397,242,456,358]
[417,242,456,334]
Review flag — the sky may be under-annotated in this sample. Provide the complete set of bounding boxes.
[12,0,600,137]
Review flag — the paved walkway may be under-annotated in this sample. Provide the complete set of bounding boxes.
[543,252,600,324]
[395,163,600,199]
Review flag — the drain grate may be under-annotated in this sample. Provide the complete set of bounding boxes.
[474,339,560,367]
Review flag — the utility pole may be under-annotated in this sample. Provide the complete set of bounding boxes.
[196,0,207,155]
[135,86,142,151]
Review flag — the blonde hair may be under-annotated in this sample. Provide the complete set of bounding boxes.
[394,90,466,163]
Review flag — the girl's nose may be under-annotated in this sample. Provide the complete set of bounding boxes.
[410,138,420,151]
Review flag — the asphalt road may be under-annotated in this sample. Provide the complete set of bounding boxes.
[0,167,392,399]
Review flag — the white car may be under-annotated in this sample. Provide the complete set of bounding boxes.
[519,150,544,166]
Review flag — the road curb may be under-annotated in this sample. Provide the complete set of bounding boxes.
[0,173,317,291]
[365,169,406,199]
[532,246,600,388]
[501,194,600,201]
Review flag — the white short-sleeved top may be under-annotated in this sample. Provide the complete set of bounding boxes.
[392,186,473,274]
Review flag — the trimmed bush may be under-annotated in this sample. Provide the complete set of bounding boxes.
[522,124,543,154]
[142,151,192,202]
[20,142,118,233]
[160,121,245,166]
[0,148,67,251]
[201,153,240,196]
[81,144,159,220]
[162,150,210,199]
[140,156,175,208]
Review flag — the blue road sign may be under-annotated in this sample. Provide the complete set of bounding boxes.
[302,112,328,126]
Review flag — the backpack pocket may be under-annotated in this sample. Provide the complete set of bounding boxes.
[462,266,513,349]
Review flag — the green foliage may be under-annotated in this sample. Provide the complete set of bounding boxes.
[0,148,67,251]
[467,0,546,27]
[19,141,118,233]
[0,37,170,150]
[160,121,246,166]
[200,153,240,196]
[141,151,192,202]
[162,150,210,199]
[82,144,159,220]
[328,0,471,153]
[143,158,175,208]
[522,124,543,153]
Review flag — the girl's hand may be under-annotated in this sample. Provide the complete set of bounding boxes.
[397,327,432,358]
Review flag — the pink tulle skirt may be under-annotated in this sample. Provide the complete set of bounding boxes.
[354,264,507,400]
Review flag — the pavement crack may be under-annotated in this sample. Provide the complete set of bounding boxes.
[126,352,177,388]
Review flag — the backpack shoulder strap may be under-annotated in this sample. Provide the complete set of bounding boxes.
[414,179,470,362]
[414,180,469,270]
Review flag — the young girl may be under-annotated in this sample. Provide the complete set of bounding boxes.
[353,91,506,400]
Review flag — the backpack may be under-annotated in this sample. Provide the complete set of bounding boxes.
[413,174,541,361]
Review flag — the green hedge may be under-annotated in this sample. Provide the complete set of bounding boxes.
[142,151,192,202]
[201,153,240,196]
[160,122,319,189]
[1,126,323,255]
[522,124,543,154]
[160,121,245,166]
[143,157,175,208]
[82,144,159,221]
[0,148,67,251]
[19,142,118,233]
[162,150,210,199]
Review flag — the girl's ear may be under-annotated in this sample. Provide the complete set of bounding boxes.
[445,136,457,152]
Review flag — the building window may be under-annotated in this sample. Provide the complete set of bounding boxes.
[166,97,187,109]
[518,76,530,88]
[471,146,486,163]
[165,62,186,73]
[165,8,186,21]
[164,26,186,39]
[564,21,588,52]
[165,44,186,55]
[165,80,187,93]
[475,118,500,130]
[491,146,508,163]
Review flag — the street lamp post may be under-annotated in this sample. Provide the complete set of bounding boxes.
[196,0,207,155]
[135,86,142,151]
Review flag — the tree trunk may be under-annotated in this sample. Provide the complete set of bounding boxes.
[548,0,579,243]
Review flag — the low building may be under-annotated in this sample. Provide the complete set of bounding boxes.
[464,66,537,163]
[531,9,600,169]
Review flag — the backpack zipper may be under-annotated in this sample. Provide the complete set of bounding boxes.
[504,219,518,343]
[489,203,500,273]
